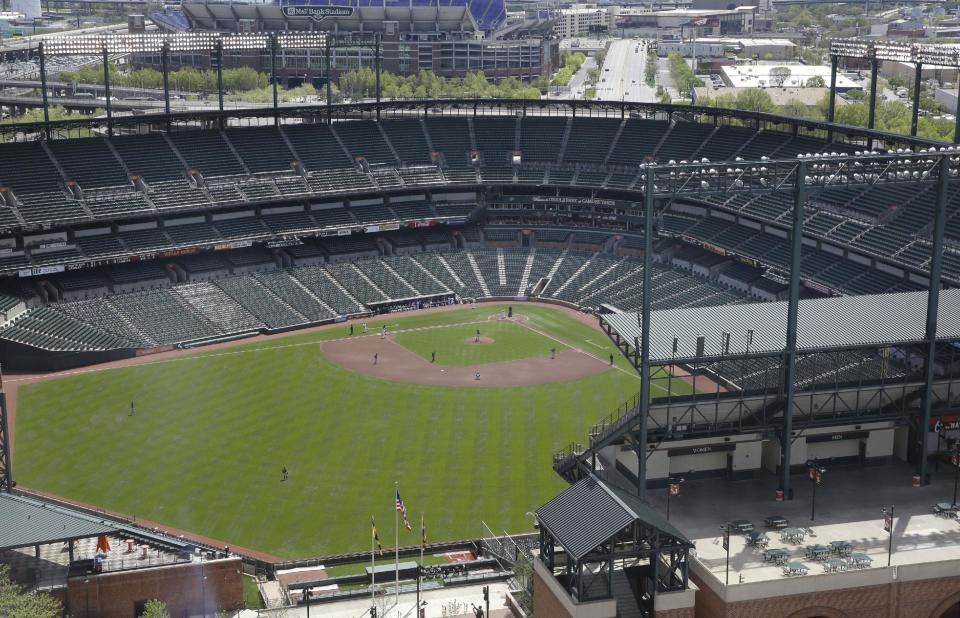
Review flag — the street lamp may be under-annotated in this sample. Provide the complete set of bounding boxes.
[719,523,731,585]
[881,506,895,567]
[807,460,826,522]
[950,440,960,507]
[304,588,311,618]
[666,477,685,521]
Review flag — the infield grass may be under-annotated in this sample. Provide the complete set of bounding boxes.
[13,303,689,558]
[393,319,564,367]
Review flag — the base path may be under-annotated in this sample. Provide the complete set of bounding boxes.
[323,335,609,387]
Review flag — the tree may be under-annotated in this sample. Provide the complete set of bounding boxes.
[805,76,825,88]
[139,599,172,618]
[769,66,792,88]
[0,565,62,618]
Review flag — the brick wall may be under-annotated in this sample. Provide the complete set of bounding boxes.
[533,568,574,618]
[657,607,696,618]
[66,558,243,618]
[691,571,960,618]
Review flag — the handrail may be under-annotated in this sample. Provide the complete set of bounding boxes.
[0,99,948,150]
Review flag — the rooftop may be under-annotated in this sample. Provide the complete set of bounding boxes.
[721,63,860,90]
[601,288,960,363]
[640,461,960,590]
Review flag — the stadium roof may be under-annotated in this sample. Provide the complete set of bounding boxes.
[0,493,117,550]
[181,0,505,33]
[602,288,960,362]
[536,475,690,561]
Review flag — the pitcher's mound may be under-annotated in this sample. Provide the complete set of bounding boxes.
[465,336,495,345]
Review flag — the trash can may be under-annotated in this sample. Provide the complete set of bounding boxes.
[775,489,784,502]
[912,474,921,487]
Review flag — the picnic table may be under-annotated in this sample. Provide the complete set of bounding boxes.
[745,532,769,548]
[849,552,873,568]
[934,502,958,517]
[730,520,754,533]
[782,561,808,577]
[830,540,853,556]
[805,544,831,561]
[764,515,789,529]
[824,558,848,573]
[763,548,789,565]
[780,527,807,544]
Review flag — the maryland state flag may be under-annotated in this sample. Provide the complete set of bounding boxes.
[371,516,383,555]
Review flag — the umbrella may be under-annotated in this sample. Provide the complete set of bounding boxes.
[95,535,111,554]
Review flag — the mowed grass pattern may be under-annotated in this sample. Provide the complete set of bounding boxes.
[14,304,684,558]
[393,319,564,367]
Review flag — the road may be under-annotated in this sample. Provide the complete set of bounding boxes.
[594,38,657,103]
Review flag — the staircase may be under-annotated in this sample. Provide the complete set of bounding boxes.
[436,255,466,287]
[551,253,595,297]
[381,260,421,296]
[496,248,507,287]
[170,282,263,332]
[410,257,452,293]
[556,118,573,164]
[517,249,537,296]
[285,272,339,316]
[466,251,491,296]
[320,267,365,311]
[350,264,390,299]
[602,121,627,166]
[376,123,402,164]
[105,297,157,346]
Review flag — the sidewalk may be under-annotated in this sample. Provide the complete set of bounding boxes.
[248,581,515,618]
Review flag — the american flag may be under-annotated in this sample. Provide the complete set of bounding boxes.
[396,489,412,531]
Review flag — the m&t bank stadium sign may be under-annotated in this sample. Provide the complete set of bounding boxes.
[281,5,355,20]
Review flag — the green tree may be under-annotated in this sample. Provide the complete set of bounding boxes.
[0,565,62,618]
[805,76,825,88]
[139,599,172,618]
[769,66,792,88]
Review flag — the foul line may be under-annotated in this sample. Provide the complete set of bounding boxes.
[510,318,673,395]
[5,318,494,385]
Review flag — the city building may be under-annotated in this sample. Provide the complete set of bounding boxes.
[149,0,559,82]
[616,7,756,38]
[552,4,616,38]
[720,62,860,91]
[656,37,795,60]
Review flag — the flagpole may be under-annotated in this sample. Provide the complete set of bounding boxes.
[417,511,423,616]
[371,516,376,612]
[395,481,400,611]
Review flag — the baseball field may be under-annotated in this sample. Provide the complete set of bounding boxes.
[11,303,690,558]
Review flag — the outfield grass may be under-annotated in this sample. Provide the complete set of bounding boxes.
[393,319,564,367]
[14,303,689,558]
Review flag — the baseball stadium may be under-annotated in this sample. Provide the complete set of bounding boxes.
[1,33,960,618]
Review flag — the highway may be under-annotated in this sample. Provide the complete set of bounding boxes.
[594,38,657,104]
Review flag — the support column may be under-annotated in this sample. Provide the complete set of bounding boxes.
[271,36,279,127]
[374,32,381,121]
[0,392,11,492]
[215,39,224,125]
[38,41,49,137]
[102,46,113,137]
[325,37,333,125]
[161,43,171,125]
[636,166,655,499]
[867,57,879,149]
[954,79,960,145]
[918,156,949,485]
[827,56,838,142]
[781,160,807,499]
[911,62,923,137]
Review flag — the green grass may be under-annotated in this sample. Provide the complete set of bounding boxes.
[13,303,690,558]
[243,575,265,609]
[393,319,564,367]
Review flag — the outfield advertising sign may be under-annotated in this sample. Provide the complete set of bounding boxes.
[281,6,355,20]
